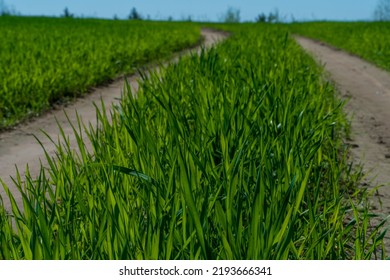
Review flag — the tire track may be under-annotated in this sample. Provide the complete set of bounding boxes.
[296,36,390,255]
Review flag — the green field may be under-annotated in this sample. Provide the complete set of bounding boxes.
[290,21,390,71]
[0,19,386,259]
[0,16,200,128]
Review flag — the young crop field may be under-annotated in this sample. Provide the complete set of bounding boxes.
[290,21,390,72]
[0,22,386,260]
[0,16,200,129]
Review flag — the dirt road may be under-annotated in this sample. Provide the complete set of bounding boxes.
[296,36,390,254]
[0,29,227,211]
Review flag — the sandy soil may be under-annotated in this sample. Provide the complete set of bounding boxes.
[296,36,390,255]
[0,28,228,211]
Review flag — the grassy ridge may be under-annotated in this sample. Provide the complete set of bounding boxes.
[0,17,200,128]
[0,24,386,259]
[290,21,390,72]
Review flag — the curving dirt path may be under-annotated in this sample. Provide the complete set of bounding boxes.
[0,29,228,211]
[295,36,390,255]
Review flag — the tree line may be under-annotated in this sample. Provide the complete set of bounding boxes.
[1,1,390,22]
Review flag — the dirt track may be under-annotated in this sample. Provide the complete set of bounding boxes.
[0,29,227,211]
[296,36,390,254]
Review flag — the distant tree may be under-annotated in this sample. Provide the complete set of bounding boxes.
[256,13,267,23]
[256,10,280,23]
[0,0,7,15]
[267,9,280,23]
[374,0,390,21]
[222,7,240,23]
[128,7,142,20]
[62,7,74,18]
[0,0,16,16]
[290,14,297,23]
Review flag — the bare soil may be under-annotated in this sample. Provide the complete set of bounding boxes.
[296,36,390,255]
[0,29,227,211]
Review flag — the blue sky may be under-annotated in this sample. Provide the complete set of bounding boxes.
[4,0,379,21]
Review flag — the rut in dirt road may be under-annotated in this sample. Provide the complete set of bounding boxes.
[295,36,390,254]
[0,29,228,211]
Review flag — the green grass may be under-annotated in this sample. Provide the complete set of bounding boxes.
[290,21,390,72]
[0,24,387,260]
[0,16,200,129]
